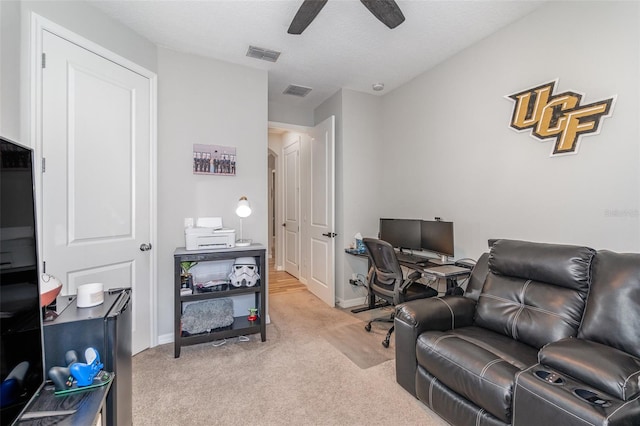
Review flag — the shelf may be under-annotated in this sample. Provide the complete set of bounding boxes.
[174,246,266,261]
[181,282,261,301]
[20,381,111,425]
[179,316,262,345]
[173,245,266,358]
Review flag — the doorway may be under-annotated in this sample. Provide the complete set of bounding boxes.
[32,15,157,354]
[268,124,306,278]
[267,118,336,307]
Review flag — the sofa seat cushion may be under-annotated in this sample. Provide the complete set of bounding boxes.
[416,326,538,423]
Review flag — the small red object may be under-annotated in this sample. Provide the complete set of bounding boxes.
[248,308,258,321]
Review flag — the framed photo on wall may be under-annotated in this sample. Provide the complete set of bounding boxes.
[193,144,236,176]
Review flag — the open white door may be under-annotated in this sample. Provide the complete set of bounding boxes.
[40,30,153,355]
[283,140,300,278]
[307,116,335,307]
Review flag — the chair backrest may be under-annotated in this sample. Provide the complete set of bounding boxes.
[578,250,640,358]
[475,239,595,349]
[363,238,403,303]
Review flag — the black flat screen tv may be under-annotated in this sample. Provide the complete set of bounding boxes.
[421,220,455,261]
[0,136,45,425]
[379,218,422,251]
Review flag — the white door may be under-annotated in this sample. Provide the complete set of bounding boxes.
[41,30,152,355]
[307,116,335,307]
[283,140,300,278]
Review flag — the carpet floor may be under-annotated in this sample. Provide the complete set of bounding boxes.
[132,290,447,425]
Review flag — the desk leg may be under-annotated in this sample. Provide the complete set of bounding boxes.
[445,277,464,296]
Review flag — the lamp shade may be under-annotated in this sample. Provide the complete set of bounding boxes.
[236,196,252,218]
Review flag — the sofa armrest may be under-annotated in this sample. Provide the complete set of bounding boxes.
[395,296,476,396]
[540,338,640,401]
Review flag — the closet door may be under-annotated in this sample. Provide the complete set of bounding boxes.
[41,30,152,354]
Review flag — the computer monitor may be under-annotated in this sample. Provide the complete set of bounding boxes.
[421,220,454,262]
[379,218,422,251]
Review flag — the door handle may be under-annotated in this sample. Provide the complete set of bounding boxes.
[321,232,337,238]
[139,243,152,251]
[282,223,286,227]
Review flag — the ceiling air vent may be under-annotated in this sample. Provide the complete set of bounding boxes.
[246,45,281,63]
[283,85,312,98]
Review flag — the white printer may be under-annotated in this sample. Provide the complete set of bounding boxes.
[185,217,236,250]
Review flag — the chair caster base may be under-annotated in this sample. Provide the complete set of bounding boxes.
[365,323,372,332]
[382,338,390,348]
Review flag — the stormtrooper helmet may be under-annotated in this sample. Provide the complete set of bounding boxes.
[229,257,260,287]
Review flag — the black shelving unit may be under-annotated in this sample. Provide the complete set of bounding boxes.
[173,245,266,358]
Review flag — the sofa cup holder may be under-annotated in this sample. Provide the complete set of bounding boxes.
[573,388,611,407]
[534,369,565,385]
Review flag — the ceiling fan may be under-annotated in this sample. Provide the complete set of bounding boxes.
[288,0,405,35]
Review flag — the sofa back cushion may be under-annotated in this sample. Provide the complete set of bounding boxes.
[475,239,595,349]
[578,250,640,358]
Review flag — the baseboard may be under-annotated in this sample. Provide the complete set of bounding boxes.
[336,296,368,309]
[157,332,173,345]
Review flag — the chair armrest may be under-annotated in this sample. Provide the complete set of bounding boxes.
[397,270,423,295]
[394,296,476,396]
[540,338,640,401]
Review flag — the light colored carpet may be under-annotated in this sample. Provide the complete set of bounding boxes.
[132,290,447,425]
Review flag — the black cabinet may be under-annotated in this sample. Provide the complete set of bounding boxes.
[173,245,266,358]
[43,290,132,426]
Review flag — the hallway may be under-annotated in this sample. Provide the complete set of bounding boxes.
[268,258,306,295]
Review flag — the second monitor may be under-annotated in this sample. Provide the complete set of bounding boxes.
[421,220,454,264]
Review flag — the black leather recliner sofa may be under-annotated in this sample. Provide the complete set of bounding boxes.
[394,239,640,426]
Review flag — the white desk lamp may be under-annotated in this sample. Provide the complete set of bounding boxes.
[235,196,252,246]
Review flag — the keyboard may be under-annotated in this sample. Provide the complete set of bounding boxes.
[396,252,426,264]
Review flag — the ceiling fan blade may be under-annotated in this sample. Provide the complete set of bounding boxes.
[288,0,329,35]
[360,0,405,29]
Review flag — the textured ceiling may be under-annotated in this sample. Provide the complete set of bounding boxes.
[88,0,545,111]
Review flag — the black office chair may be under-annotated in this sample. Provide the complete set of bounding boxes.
[362,238,438,347]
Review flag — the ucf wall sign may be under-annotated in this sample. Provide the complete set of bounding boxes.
[506,79,615,156]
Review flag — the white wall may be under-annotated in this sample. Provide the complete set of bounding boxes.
[157,47,268,338]
[0,1,22,141]
[268,101,314,127]
[380,1,640,260]
[339,90,383,306]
